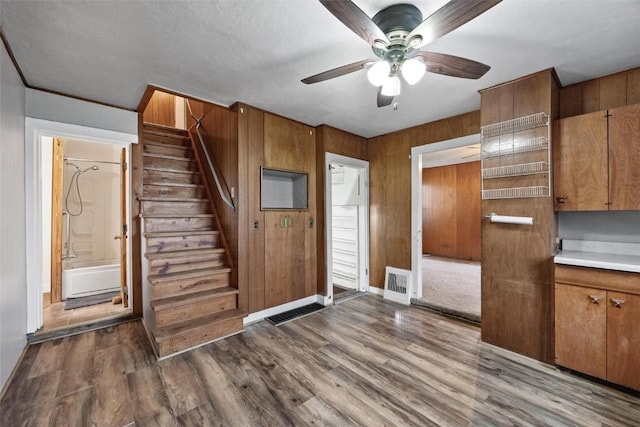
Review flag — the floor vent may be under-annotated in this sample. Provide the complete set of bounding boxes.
[384,267,411,305]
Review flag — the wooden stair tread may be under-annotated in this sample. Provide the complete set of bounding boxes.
[144,230,219,238]
[143,140,191,150]
[145,247,225,260]
[142,212,213,219]
[148,266,231,284]
[139,196,208,202]
[143,166,198,174]
[143,122,189,134]
[155,308,245,341]
[150,286,238,310]
[143,129,190,140]
[144,182,204,188]
[143,153,194,162]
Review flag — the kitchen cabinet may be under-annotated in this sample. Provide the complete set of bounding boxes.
[555,265,640,391]
[553,104,640,211]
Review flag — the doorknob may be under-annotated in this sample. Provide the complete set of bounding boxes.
[114,235,121,240]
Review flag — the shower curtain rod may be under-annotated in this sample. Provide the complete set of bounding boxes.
[64,156,120,166]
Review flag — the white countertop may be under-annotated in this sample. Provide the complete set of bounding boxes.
[554,250,640,273]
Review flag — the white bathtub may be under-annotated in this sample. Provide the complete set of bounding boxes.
[62,262,121,299]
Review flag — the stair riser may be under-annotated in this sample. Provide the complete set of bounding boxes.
[150,271,230,300]
[146,233,219,253]
[148,253,225,275]
[143,133,191,146]
[143,125,189,137]
[155,316,243,357]
[144,169,201,185]
[143,185,205,200]
[141,200,210,216]
[143,143,193,158]
[155,294,237,328]
[144,156,198,172]
[144,216,214,233]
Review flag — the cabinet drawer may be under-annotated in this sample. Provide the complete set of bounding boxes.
[555,265,640,295]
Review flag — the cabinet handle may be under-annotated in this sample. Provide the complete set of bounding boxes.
[610,298,625,308]
[588,294,602,304]
[556,196,566,204]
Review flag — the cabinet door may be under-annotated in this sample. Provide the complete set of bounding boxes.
[555,284,607,379]
[553,111,608,211]
[608,104,640,210]
[264,212,306,308]
[607,292,640,390]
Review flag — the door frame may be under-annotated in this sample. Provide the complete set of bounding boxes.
[410,133,480,299]
[25,118,136,333]
[325,153,370,303]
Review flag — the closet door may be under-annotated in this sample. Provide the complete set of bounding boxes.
[264,211,306,308]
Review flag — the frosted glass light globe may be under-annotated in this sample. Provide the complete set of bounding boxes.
[401,58,426,85]
[367,61,391,87]
[381,75,401,97]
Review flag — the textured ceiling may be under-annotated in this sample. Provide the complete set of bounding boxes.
[2,1,639,138]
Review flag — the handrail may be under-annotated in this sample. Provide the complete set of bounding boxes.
[185,100,236,211]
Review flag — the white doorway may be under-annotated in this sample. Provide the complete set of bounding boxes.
[411,134,482,321]
[325,153,369,303]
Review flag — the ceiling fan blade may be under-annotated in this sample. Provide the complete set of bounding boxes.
[320,0,389,46]
[415,51,490,79]
[407,0,502,49]
[377,87,394,108]
[302,59,372,84]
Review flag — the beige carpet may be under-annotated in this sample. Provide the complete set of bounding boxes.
[412,256,481,323]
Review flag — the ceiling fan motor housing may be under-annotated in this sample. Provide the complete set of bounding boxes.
[372,4,423,45]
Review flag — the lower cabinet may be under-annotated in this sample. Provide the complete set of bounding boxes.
[555,265,640,391]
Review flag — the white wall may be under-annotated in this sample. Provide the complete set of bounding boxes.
[0,38,27,390]
[25,88,137,135]
[558,211,640,243]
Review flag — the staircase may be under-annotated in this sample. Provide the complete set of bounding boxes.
[140,122,244,358]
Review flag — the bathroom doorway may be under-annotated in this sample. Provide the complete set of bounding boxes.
[42,137,130,333]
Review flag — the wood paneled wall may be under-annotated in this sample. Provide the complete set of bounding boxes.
[479,69,559,364]
[559,67,640,118]
[422,161,481,261]
[237,105,317,313]
[143,91,176,127]
[315,125,368,295]
[367,111,480,288]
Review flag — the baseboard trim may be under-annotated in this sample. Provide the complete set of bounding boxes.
[368,286,384,296]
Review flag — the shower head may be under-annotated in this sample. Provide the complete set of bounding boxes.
[80,165,99,173]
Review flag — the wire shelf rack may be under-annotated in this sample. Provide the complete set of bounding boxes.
[482,186,550,200]
[482,137,549,158]
[481,112,549,138]
[482,161,548,179]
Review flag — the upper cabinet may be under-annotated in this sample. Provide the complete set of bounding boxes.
[554,104,640,211]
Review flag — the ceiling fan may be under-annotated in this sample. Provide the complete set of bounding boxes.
[301,0,502,107]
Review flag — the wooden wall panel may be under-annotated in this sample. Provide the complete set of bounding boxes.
[422,166,457,257]
[315,125,367,295]
[559,67,640,118]
[367,110,480,287]
[456,161,481,261]
[479,70,558,364]
[142,91,176,127]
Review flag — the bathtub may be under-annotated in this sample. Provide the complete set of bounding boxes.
[62,261,121,299]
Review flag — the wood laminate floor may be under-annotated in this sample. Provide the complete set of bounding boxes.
[2,295,639,426]
[39,299,130,334]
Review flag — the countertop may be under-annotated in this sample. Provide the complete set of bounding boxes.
[554,250,640,273]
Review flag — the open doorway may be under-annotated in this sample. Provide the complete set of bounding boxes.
[411,135,482,323]
[38,136,131,334]
[325,153,369,304]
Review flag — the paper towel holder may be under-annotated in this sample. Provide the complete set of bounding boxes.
[484,212,535,225]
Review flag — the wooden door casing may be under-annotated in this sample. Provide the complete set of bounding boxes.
[120,148,128,308]
[51,138,65,303]
[555,283,607,380]
[606,292,640,391]
[553,111,608,211]
[608,104,640,210]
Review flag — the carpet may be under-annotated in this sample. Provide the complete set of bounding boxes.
[267,303,327,326]
[413,256,481,323]
[64,291,120,310]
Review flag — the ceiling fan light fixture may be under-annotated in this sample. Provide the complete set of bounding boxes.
[408,35,423,48]
[367,60,391,87]
[381,75,401,97]
[401,58,426,85]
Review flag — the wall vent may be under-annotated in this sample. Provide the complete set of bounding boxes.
[383,267,411,305]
